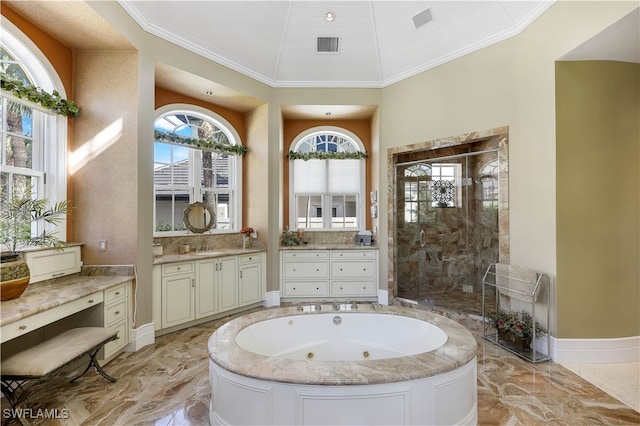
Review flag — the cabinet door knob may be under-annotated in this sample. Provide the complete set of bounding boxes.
[88,299,94,303]
[115,311,120,315]
[19,325,27,330]
[115,291,120,295]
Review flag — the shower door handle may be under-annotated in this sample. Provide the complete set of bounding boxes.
[419,229,426,248]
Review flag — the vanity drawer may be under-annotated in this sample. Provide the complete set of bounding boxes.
[331,251,376,260]
[331,281,376,296]
[239,253,262,264]
[283,281,329,297]
[283,262,329,279]
[105,300,127,327]
[282,251,328,259]
[162,261,194,275]
[103,319,129,360]
[331,261,376,279]
[1,293,103,343]
[105,283,127,304]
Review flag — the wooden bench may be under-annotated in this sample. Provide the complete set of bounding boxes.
[1,327,118,422]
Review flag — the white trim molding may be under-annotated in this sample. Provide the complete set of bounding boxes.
[551,335,640,364]
[125,323,155,352]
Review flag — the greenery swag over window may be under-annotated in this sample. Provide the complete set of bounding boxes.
[155,130,247,156]
[287,150,367,161]
[0,73,80,118]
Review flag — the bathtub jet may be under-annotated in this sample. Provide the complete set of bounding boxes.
[208,304,478,426]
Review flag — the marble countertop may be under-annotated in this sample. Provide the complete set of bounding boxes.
[153,247,265,265]
[0,274,134,326]
[280,244,378,250]
[208,304,477,386]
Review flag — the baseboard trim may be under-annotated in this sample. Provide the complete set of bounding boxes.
[263,291,281,307]
[552,335,640,363]
[377,289,389,305]
[124,322,155,352]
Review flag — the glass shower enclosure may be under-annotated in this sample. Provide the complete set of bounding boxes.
[394,145,499,315]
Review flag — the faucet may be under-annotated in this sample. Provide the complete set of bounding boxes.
[350,301,358,310]
[332,301,341,311]
[370,302,382,310]
[314,303,322,311]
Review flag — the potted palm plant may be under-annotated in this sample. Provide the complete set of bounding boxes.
[0,184,69,300]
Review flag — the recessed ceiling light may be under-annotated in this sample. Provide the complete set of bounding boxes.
[205,90,214,96]
[325,11,335,22]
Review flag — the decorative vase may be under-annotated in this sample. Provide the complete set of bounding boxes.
[1,253,31,301]
[243,235,251,249]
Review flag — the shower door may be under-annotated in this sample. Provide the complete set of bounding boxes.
[395,150,499,315]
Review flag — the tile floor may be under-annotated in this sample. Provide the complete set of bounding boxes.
[2,306,639,425]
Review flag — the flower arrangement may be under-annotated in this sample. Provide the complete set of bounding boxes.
[490,310,547,339]
[280,230,300,246]
[240,227,254,236]
[240,227,254,249]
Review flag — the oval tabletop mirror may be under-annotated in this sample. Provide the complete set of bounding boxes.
[183,202,215,233]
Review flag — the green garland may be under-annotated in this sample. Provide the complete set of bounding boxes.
[154,130,248,156]
[0,73,80,118]
[287,150,368,161]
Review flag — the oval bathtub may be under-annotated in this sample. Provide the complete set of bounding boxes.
[208,304,478,426]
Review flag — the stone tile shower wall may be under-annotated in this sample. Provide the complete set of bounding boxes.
[389,127,508,316]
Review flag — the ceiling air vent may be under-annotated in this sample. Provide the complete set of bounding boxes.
[412,8,433,29]
[317,36,340,53]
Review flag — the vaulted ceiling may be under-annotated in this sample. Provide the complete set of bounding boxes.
[117,0,555,88]
[4,1,638,118]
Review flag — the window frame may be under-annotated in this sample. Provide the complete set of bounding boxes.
[289,126,366,231]
[153,104,242,237]
[1,20,68,242]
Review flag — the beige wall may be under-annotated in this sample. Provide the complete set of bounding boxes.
[72,50,139,266]
[379,2,638,335]
[556,61,639,338]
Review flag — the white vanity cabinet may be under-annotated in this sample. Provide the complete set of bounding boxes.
[330,250,377,297]
[102,281,130,360]
[281,251,330,298]
[22,245,82,283]
[280,249,377,300]
[153,251,265,333]
[195,256,239,318]
[160,261,196,328]
[239,253,266,306]
[213,256,239,313]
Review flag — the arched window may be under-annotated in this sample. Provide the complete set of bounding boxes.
[1,22,68,242]
[153,105,242,235]
[289,127,366,230]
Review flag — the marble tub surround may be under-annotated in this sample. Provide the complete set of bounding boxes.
[2,307,638,425]
[154,232,265,256]
[209,304,476,386]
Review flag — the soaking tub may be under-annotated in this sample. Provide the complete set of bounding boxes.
[208,304,478,425]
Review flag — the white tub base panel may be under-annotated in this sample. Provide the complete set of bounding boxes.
[209,357,477,426]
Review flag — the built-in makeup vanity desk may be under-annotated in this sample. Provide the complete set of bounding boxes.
[1,272,134,362]
[280,244,378,302]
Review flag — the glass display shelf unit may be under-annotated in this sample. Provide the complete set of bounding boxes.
[482,263,550,363]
